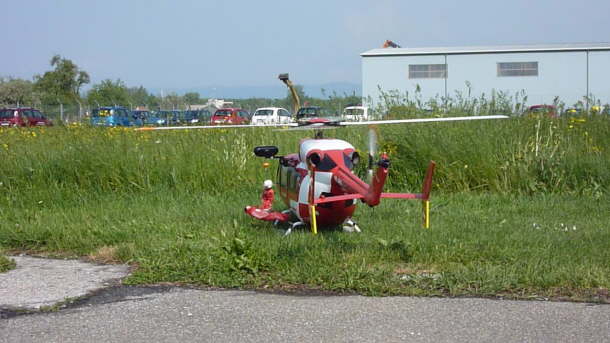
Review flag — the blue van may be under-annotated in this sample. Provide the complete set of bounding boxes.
[133,110,167,126]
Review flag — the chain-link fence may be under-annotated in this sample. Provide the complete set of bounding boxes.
[3,102,100,125]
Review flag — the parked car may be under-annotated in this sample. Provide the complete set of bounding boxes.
[296,106,337,121]
[210,108,249,125]
[131,110,146,126]
[251,107,293,125]
[154,110,184,125]
[132,110,166,126]
[183,109,212,124]
[0,108,53,127]
[525,105,557,118]
[90,107,132,127]
[342,106,369,121]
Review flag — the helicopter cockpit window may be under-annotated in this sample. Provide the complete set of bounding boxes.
[313,154,337,172]
[343,151,359,170]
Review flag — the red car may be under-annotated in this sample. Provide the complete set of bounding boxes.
[210,108,250,125]
[0,108,53,127]
[526,105,557,118]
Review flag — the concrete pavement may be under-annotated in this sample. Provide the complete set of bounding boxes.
[2,287,609,342]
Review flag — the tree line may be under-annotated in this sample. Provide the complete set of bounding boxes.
[0,55,361,117]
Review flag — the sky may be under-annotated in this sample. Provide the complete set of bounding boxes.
[1,0,610,95]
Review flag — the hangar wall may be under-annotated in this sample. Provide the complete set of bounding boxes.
[362,44,610,111]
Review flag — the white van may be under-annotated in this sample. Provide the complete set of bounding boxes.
[342,106,369,121]
[251,107,293,125]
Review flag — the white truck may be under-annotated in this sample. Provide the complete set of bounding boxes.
[342,106,369,121]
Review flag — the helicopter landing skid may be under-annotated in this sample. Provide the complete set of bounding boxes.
[274,210,294,226]
[284,221,305,236]
[283,218,361,236]
[342,218,361,233]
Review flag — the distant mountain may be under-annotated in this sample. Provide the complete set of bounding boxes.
[151,82,361,99]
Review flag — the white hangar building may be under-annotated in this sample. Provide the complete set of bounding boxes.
[361,43,610,110]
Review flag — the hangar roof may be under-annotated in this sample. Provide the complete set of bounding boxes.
[361,43,610,57]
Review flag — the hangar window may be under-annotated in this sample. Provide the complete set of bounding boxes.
[497,62,538,77]
[408,64,447,79]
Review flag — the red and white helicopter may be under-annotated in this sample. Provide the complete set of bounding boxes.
[139,75,507,235]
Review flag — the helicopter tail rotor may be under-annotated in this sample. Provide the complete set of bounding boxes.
[421,161,436,229]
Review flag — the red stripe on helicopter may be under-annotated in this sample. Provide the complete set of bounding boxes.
[314,193,364,204]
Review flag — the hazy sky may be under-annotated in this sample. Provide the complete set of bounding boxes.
[2,0,609,91]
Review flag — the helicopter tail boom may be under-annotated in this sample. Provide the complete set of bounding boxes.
[380,161,436,228]
[317,154,391,207]
[321,159,436,228]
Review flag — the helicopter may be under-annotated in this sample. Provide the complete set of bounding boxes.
[138,74,507,235]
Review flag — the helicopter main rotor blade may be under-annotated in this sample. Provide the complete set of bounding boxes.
[338,115,509,126]
[276,125,338,132]
[135,115,508,131]
[135,123,299,131]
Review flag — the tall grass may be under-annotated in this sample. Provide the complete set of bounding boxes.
[372,83,530,118]
[1,116,607,198]
[380,116,609,195]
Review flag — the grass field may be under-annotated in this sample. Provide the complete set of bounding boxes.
[0,255,15,273]
[0,116,608,301]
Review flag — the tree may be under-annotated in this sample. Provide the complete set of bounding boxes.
[0,77,38,106]
[34,55,89,105]
[86,79,130,107]
[161,92,183,110]
[127,86,153,107]
[183,92,201,105]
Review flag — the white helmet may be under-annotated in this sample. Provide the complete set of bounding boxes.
[263,180,273,189]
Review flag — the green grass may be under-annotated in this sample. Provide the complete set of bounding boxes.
[0,255,16,273]
[0,189,608,299]
[0,116,608,301]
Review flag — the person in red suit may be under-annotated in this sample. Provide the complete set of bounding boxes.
[244,180,290,223]
[261,180,274,209]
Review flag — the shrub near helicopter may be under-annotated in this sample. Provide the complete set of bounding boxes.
[138,74,507,235]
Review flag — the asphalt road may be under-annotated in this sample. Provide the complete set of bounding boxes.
[2,287,609,343]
